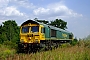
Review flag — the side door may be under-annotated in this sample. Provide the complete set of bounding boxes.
[40,26,45,40]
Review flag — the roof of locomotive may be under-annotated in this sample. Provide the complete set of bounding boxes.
[21,20,72,34]
[21,20,39,26]
[42,23,72,34]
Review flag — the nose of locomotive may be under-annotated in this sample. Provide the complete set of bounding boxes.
[27,34,34,42]
[27,34,39,43]
[27,34,33,37]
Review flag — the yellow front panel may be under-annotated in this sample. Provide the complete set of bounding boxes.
[20,23,45,43]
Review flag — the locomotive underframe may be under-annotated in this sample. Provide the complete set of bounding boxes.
[18,40,71,53]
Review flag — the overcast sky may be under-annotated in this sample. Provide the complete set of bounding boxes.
[0,0,90,38]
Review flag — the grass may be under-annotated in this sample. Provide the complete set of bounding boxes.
[0,44,16,60]
[0,40,90,60]
[6,46,90,60]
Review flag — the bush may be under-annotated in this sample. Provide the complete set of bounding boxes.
[0,49,15,59]
[0,44,16,59]
[70,38,78,46]
[3,41,18,49]
[84,40,90,48]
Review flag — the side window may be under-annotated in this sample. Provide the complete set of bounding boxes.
[69,35,72,39]
[41,27,45,33]
[43,28,45,33]
[51,29,56,37]
[41,28,43,33]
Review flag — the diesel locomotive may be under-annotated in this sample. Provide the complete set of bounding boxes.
[18,20,73,52]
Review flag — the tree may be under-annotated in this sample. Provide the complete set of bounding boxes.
[0,25,2,34]
[70,37,78,46]
[1,20,20,43]
[0,25,5,43]
[50,19,67,30]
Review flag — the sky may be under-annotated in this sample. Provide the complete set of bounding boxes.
[0,0,90,38]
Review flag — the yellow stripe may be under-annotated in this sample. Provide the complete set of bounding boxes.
[45,38,72,40]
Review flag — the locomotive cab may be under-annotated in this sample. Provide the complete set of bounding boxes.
[20,20,45,44]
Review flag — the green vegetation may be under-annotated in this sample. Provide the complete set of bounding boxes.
[0,39,90,60]
[70,38,78,46]
[0,20,20,44]
[1,40,90,60]
[0,44,16,60]
[0,20,19,59]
